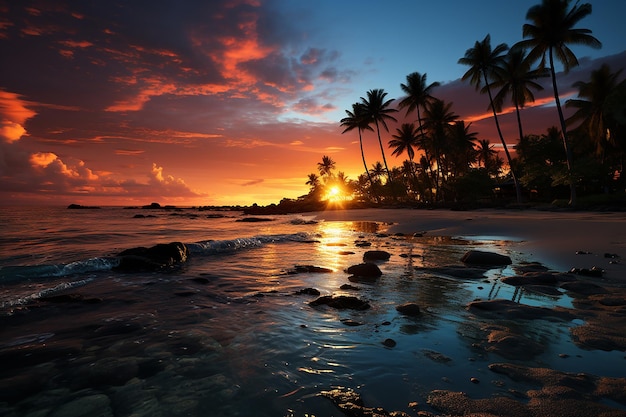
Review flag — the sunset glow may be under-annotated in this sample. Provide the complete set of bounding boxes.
[1,1,624,206]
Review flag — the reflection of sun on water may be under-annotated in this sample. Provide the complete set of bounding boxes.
[314,221,354,275]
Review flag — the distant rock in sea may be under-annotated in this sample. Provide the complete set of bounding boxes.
[67,204,101,209]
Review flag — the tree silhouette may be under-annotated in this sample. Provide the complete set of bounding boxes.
[360,89,398,184]
[516,0,601,205]
[459,34,523,204]
[317,155,336,178]
[341,103,375,188]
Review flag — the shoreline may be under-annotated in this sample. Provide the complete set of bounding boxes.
[311,208,626,286]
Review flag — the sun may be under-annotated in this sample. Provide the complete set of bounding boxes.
[328,186,341,200]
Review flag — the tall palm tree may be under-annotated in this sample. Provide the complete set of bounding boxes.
[317,155,336,178]
[516,0,601,205]
[459,34,523,204]
[566,64,622,161]
[306,173,320,191]
[491,48,547,142]
[360,89,398,184]
[398,72,440,139]
[422,99,458,201]
[341,103,375,187]
[369,161,385,183]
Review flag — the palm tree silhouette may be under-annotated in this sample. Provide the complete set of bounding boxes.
[360,89,398,184]
[341,103,375,187]
[459,34,523,204]
[491,48,547,143]
[516,0,601,205]
[389,123,420,190]
[476,139,499,175]
[317,155,336,178]
[566,64,623,162]
[422,99,458,201]
[398,72,439,190]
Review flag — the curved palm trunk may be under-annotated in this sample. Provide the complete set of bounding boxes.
[483,72,523,204]
[359,129,378,203]
[374,119,393,184]
[549,48,577,206]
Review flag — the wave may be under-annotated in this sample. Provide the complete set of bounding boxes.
[0,232,317,283]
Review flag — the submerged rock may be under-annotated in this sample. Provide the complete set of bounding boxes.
[461,250,511,266]
[309,295,370,310]
[467,299,574,321]
[345,263,382,278]
[396,302,421,316]
[363,250,391,261]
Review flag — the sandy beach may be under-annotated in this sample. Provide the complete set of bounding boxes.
[313,208,626,285]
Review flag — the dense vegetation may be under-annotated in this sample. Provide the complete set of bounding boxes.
[262,0,626,214]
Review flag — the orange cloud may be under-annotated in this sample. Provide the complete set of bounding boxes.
[0,90,37,142]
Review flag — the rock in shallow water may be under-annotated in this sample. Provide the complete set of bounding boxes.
[115,242,189,272]
[461,250,511,266]
[345,263,382,278]
[309,295,370,310]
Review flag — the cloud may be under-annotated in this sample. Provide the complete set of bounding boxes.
[0,90,37,142]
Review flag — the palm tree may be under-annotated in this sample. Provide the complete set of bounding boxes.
[389,123,420,164]
[447,121,478,178]
[476,139,499,175]
[306,173,320,191]
[566,64,622,161]
[491,48,547,142]
[459,34,523,204]
[422,99,458,201]
[360,89,398,183]
[398,72,440,138]
[341,103,375,187]
[317,155,336,178]
[369,161,385,183]
[516,0,601,205]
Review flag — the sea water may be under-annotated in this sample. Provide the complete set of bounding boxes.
[0,206,623,416]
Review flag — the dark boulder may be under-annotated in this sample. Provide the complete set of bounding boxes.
[309,295,370,310]
[363,250,391,261]
[345,263,382,278]
[396,302,421,316]
[295,288,321,296]
[115,242,189,272]
[289,265,333,274]
[461,250,511,266]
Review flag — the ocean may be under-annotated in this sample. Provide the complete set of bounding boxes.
[1,206,624,416]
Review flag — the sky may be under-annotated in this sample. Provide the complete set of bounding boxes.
[1,0,625,206]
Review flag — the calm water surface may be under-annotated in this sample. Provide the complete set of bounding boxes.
[0,206,623,416]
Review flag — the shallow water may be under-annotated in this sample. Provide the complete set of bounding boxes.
[0,206,624,416]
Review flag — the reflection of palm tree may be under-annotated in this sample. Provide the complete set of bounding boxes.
[566,64,622,162]
[360,89,398,184]
[516,0,601,205]
[341,103,375,187]
[459,34,522,204]
[491,48,546,143]
[317,155,336,178]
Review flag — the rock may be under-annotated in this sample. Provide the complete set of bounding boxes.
[309,295,370,310]
[417,265,487,279]
[396,302,421,316]
[560,281,609,296]
[235,217,274,222]
[501,272,560,287]
[340,284,360,290]
[67,204,101,209]
[569,267,604,277]
[363,250,391,261]
[382,338,396,348]
[295,288,321,296]
[345,263,382,278]
[467,299,574,321]
[290,265,333,274]
[115,242,189,272]
[461,250,511,266]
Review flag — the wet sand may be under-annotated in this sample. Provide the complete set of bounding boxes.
[311,208,626,417]
[313,208,626,284]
